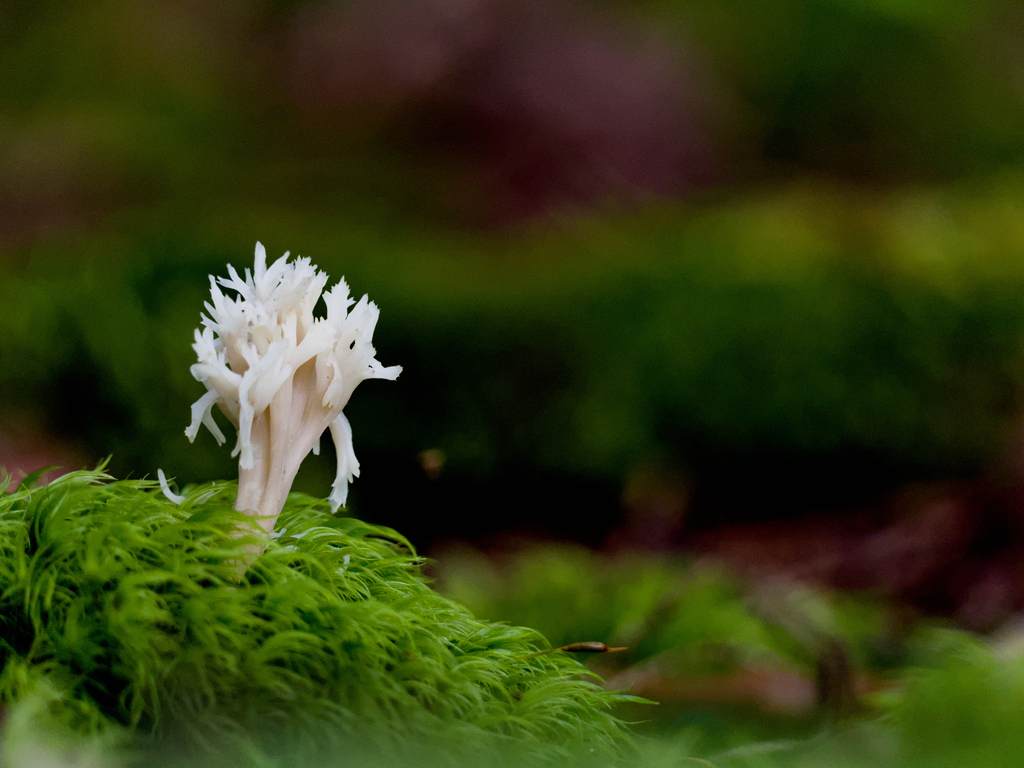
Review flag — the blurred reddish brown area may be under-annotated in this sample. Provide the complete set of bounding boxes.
[691,479,1024,633]
[0,416,88,491]
[283,0,727,222]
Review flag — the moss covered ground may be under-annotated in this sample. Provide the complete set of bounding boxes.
[0,469,635,767]
[6,469,1024,767]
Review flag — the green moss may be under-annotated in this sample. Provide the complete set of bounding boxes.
[0,469,635,766]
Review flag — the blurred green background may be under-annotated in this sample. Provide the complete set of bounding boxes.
[6,0,1024,543]
[8,0,1024,763]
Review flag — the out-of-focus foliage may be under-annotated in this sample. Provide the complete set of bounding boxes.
[433,543,899,677]
[634,0,1024,179]
[3,0,1024,221]
[0,470,634,766]
[434,545,790,670]
[437,544,1024,768]
[5,183,1024,540]
[5,0,1024,539]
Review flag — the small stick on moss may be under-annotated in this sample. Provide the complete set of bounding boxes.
[523,642,628,659]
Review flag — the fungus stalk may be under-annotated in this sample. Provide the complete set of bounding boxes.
[185,243,400,539]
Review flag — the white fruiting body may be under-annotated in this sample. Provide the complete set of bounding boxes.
[186,242,401,533]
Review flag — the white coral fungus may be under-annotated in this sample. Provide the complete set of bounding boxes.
[157,469,185,505]
[186,242,401,532]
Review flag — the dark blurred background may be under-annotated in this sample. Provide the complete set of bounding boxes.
[6,0,1024,634]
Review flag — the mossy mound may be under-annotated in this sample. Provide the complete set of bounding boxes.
[0,469,634,766]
